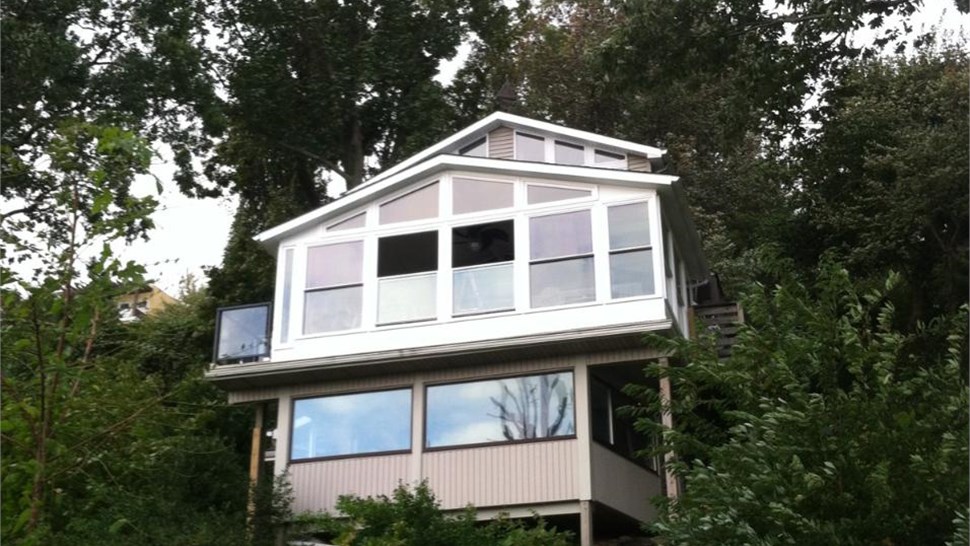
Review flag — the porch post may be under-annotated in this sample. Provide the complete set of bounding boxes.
[658,357,679,498]
[247,403,264,533]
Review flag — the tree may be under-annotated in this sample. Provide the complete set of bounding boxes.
[627,259,969,545]
[791,41,969,326]
[290,482,573,546]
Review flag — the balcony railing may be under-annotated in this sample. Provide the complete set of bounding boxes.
[213,302,272,364]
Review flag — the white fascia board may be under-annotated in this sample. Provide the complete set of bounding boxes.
[362,112,665,189]
[254,155,679,248]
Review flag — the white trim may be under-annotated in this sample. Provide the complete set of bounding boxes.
[256,155,678,248]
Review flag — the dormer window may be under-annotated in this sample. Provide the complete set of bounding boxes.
[458,137,487,157]
[594,149,626,169]
[554,141,584,166]
[515,132,545,162]
[304,241,363,333]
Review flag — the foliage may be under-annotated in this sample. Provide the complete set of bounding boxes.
[290,481,573,546]
[627,259,969,545]
[792,41,969,326]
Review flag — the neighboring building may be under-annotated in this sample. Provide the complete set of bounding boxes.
[206,112,710,544]
[116,284,178,321]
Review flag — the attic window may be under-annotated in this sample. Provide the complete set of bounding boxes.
[554,141,584,166]
[515,132,545,162]
[327,212,365,231]
[452,177,513,214]
[379,182,439,224]
[527,184,591,205]
[594,149,626,169]
[458,137,487,157]
[304,241,364,333]
[377,231,438,324]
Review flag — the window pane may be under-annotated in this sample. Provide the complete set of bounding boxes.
[608,202,651,249]
[453,263,514,315]
[527,184,591,204]
[426,372,575,448]
[281,248,294,343]
[515,133,545,161]
[378,273,436,324]
[304,286,363,333]
[292,389,411,459]
[459,137,487,157]
[306,241,363,288]
[530,257,595,308]
[530,210,592,260]
[555,141,584,165]
[452,177,513,214]
[378,231,438,277]
[452,220,514,267]
[610,249,654,298]
[328,212,365,231]
[594,149,625,163]
[379,182,439,224]
[216,305,270,362]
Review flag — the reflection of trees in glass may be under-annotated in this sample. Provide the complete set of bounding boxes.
[490,374,573,441]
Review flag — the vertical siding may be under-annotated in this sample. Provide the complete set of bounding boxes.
[627,154,652,172]
[289,454,411,514]
[424,439,579,509]
[488,127,514,159]
[590,443,660,522]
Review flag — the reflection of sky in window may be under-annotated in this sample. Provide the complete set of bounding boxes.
[291,389,411,459]
[426,373,574,448]
[217,306,268,360]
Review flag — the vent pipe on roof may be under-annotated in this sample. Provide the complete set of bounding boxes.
[496,81,517,112]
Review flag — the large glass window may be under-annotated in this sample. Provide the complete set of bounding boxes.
[452,177,513,214]
[515,132,545,162]
[608,203,654,298]
[215,304,271,363]
[452,220,514,315]
[426,372,575,448]
[291,389,412,460]
[379,182,439,224]
[530,210,595,308]
[377,231,438,324]
[304,242,364,333]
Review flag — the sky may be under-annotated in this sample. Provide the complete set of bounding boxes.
[119,3,966,298]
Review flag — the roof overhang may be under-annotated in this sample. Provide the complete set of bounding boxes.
[255,155,682,249]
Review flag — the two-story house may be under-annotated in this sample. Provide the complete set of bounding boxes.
[206,112,708,545]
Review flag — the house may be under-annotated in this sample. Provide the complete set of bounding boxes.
[116,284,178,322]
[205,112,709,544]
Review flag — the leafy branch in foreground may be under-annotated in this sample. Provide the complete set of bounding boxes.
[627,260,968,545]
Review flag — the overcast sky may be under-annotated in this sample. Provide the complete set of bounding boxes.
[121,4,966,298]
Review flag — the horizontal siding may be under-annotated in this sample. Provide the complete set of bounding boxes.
[590,443,660,522]
[424,439,579,509]
[289,454,411,514]
[488,127,514,159]
[627,154,652,173]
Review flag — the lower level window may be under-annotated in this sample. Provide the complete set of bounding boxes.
[426,372,575,448]
[291,389,411,460]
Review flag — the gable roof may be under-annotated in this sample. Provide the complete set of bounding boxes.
[362,112,665,191]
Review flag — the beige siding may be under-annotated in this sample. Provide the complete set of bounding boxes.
[289,454,411,513]
[627,154,652,172]
[425,439,579,509]
[590,443,660,522]
[488,127,514,159]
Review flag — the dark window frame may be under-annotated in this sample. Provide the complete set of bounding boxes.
[589,376,658,473]
[213,302,272,364]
